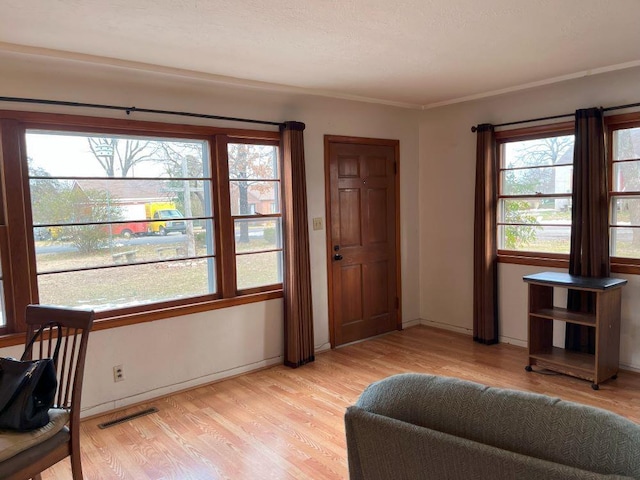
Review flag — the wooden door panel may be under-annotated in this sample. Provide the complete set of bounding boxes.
[338,155,360,177]
[366,188,388,244]
[327,138,399,347]
[339,264,364,326]
[365,260,390,318]
[363,155,387,177]
[338,189,362,247]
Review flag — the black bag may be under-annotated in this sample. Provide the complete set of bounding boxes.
[0,323,61,431]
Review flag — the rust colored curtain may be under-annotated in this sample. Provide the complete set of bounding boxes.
[566,108,609,353]
[281,121,315,367]
[473,124,499,344]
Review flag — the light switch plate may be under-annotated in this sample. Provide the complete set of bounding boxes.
[312,217,323,230]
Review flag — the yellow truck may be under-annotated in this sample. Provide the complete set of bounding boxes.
[145,202,187,236]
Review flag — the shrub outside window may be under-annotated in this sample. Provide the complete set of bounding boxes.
[497,133,575,255]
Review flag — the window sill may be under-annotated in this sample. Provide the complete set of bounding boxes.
[497,251,569,269]
[611,258,640,276]
[0,289,283,348]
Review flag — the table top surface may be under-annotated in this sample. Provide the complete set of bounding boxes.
[522,272,628,290]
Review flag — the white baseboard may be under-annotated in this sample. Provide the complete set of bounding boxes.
[419,318,473,336]
[315,342,331,353]
[81,355,284,418]
[402,318,421,329]
[620,362,640,374]
[498,335,527,348]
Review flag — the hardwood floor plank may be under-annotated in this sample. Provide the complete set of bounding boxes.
[42,325,640,479]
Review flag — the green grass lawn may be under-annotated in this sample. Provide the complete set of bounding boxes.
[36,237,281,309]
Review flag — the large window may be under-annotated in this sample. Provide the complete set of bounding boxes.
[0,111,282,337]
[498,130,575,256]
[610,123,640,262]
[27,131,216,311]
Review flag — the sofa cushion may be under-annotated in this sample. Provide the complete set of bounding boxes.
[0,409,69,462]
[355,374,640,478]
[346,406,635,480]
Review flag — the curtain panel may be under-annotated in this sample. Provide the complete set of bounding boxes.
[280,121,315,367]
[473,124,499,344]
[566,108,610,353]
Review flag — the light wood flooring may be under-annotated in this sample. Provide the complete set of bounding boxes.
[43,325,640,479]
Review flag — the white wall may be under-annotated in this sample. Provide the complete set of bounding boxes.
[0,50,421,415]
[419,66,640,372]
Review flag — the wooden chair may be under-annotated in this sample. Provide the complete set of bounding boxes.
[0,305,94,480]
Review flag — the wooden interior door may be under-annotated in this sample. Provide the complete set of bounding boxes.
[325,136,400,347]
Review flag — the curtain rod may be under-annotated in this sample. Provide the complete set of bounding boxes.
[0,96,284,127]
[470,100,640,133]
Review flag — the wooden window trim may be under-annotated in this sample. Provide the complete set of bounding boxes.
[226,139,283,293]
[498,250,570,268]
[607,112,640,271]
[0,110,283,340]
[0,289,284,348]
[496,123,575,264]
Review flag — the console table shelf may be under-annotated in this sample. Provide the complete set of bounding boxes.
[523,272,627,390]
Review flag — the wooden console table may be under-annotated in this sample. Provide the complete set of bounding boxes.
[522,272,627,390]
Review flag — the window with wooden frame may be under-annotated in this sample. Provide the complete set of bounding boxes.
[226,140,283,292]
[608,113,640,273]
[496,123,575,266]
[0,111,282,339]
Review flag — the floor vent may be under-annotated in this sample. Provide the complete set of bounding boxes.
[98,407,159,429]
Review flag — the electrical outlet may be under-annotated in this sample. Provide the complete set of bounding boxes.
[113,365,125,382]
[312,217,323,230]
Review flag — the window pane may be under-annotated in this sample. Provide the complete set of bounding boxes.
[501,165,572,195]
[235,219,282,253]
[502,136,574,168]
[37,259,217,310]
[611,197,640,226]
[611,226,640,259]
[611,197,640,258]
[612,160,640,192]
[613,128,640,161]
[229,181,280,215]
[27,132,207,178]
[498,225,571,253]
[236,251,283,290]
[499,133,574,256]
[499,198,571,224]
[35,220,215,273]
[228,144,278,179]
[27,131,217,310]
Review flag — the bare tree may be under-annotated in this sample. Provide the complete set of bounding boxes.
[87,138,159,177]
[228,143,277,242]
[156,142,206,256]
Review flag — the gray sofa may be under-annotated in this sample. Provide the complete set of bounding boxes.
[345,374,640,480]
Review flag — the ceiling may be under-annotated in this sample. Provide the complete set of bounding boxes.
[2,0,640,109]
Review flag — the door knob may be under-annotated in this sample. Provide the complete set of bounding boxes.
[334,253,343,261]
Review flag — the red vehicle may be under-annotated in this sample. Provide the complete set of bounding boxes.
[110,204,149,238]
[110,221,148,239]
